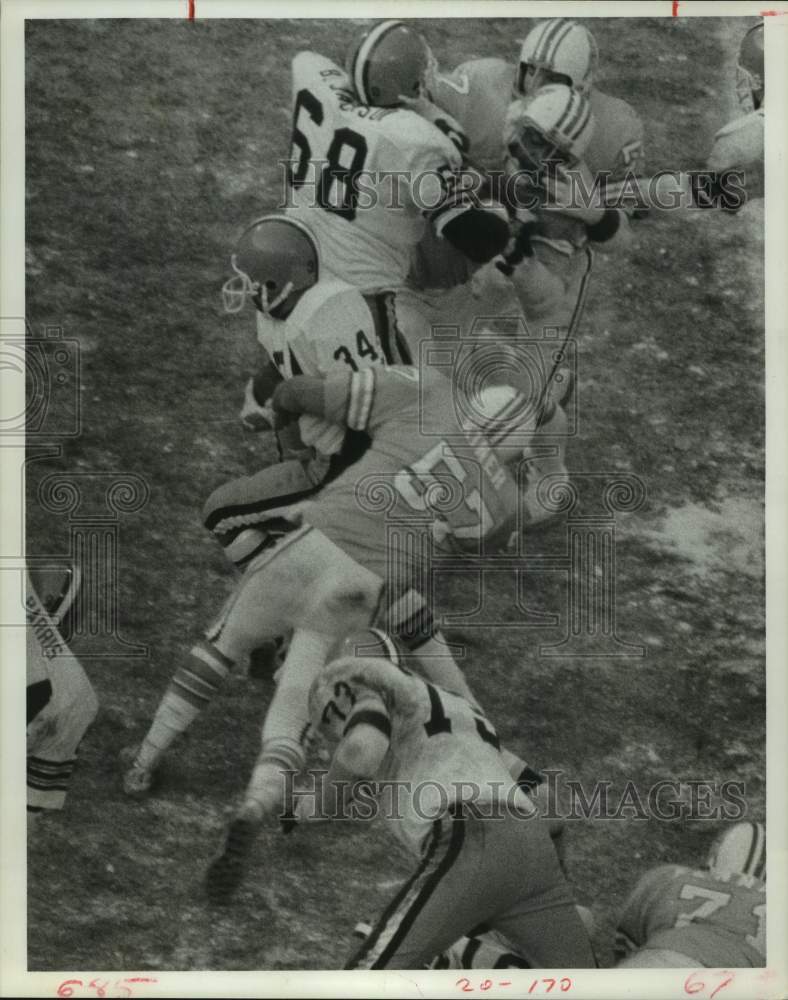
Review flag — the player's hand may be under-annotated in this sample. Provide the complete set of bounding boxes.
[239,378,276,432]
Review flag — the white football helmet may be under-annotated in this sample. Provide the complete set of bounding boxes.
[517,19,598,97]
[505,84,595,172]
[706,821,766,881]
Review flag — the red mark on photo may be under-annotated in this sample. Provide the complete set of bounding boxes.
[672,1,680,15]
[56,978,159,998]
[188,0,195,19]
[684,970,735,998]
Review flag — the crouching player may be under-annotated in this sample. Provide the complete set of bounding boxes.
[301,634,597,969]
[616,821,766,967]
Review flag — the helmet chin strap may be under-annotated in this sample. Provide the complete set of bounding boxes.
[221,255,295,316]
[260,280,295,316]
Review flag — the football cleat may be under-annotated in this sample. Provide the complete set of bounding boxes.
[121,747,157,799]
[736,22,764,113]
[517,19,598,97]
[706,820,766,881]
[346,20,432,107]
[222,214,319,317]
[505,84,595,175]
[205,814,261,904]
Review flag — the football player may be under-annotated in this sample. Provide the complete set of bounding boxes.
[283,635,597,969]
[616,821,766,968]
[706,22,763,203]
[429,18,645,207]
[26,570,98,813]
[285,20,510,308]
[124,337,540,813]
[422,21,643,525]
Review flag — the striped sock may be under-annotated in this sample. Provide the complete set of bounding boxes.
[135,640,234,770]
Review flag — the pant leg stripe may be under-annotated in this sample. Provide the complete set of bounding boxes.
[347,820,443,968]
[371,812,466,968]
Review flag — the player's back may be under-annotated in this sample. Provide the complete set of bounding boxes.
[585,88,645,198]
[258,279,393,380]
[311,655,525,853]
[617,863,766,967]
[302,365,519,577]
[430,58,514,170]
[286,51,464,290]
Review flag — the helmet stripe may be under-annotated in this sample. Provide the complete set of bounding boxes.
[567,100,592,143]
[544,20,576,69]
[745,821,766,879]
[534,19,567,65]
[555,90,583,139]
[354,19,404,104]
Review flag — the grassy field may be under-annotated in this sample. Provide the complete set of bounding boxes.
[25,16,764,971]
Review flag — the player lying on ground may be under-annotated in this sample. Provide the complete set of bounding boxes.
[26,569,98,813]
[124,360,541,816]
[270,632,598,969]
[616,820,766,967]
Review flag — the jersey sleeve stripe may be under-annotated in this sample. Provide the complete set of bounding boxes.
[343,708,392,739]
[347,368,376,431]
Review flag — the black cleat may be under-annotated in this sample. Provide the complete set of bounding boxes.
[204,817,259,904]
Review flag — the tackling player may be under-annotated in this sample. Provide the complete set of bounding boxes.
[285,20,510,310]
[287,635,597,969]
[423,20,643,524]
[616,821,766,967]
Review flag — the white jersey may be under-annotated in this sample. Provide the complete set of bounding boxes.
[286,52,470,290]
[310,657,533,855]
[255,279,409,453]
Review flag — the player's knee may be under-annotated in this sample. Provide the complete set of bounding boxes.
[329,627,403,666]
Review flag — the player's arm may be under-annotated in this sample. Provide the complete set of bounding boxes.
[615,865,683,960]
[312,690,392,819]
[428,169,511,262]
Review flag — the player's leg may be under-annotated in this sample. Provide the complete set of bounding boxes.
[486,805,597,968]
[203,459,325,572]
[508,246,593,526]
[26,593,98,813]
[205,533,384,902]
[123,522,315,796]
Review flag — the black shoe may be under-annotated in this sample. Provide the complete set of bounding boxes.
[204,817,259,904]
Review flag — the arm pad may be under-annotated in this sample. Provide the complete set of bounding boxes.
[585,208,622,243]
[442,206,511,263]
